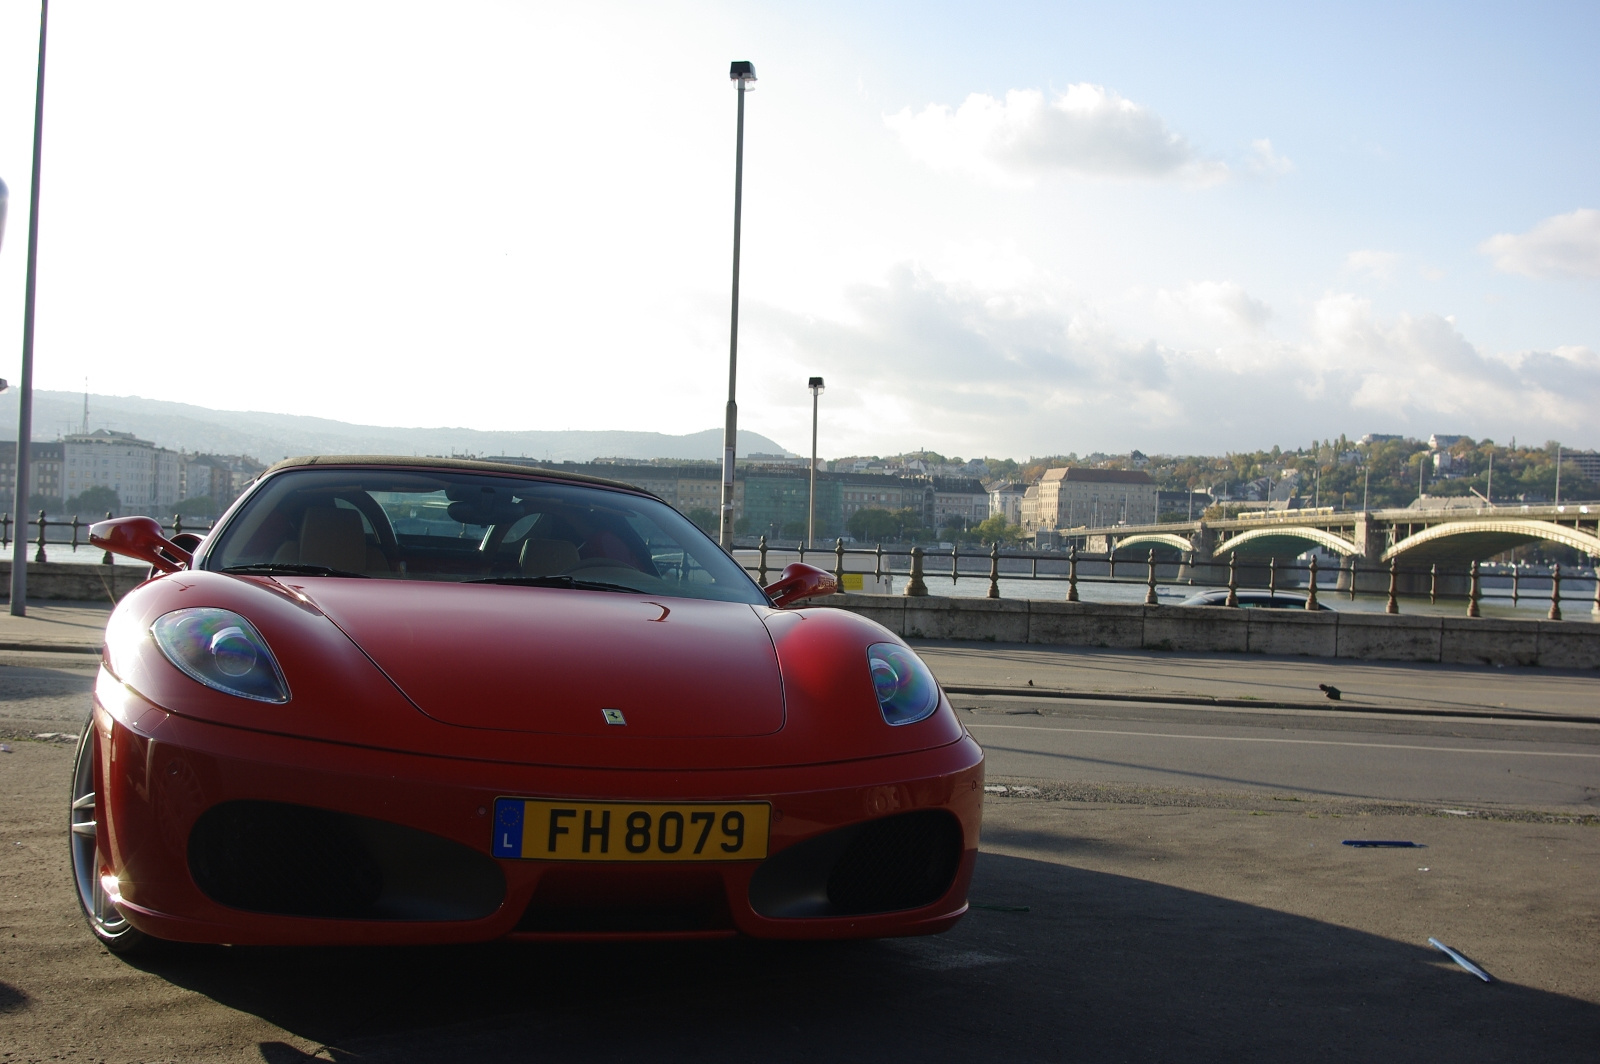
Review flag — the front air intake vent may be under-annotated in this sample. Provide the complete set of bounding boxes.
[189,801,504,921]
[749,810,963,919]
[825,811,963,915]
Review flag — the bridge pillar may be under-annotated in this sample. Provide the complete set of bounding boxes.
[1177,523,1220,585]
[1342,513,1390,593]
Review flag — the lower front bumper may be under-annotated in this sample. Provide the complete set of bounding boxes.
[93,678,984,945]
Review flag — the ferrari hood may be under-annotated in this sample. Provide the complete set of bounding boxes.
[293,580,785,738]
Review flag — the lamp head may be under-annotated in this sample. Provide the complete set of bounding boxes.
[729,61,757,85]
[809,376,825,396]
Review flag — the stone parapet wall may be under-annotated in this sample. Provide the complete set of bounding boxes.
[0,560,146,603]
[812,594,1600,670]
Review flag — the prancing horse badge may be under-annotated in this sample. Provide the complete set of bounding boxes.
[602,708,627,726]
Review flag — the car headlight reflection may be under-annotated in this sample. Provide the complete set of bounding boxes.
[866,642,940,726]
[151,608,290,703]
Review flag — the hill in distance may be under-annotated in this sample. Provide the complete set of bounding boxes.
[2,391,796,464]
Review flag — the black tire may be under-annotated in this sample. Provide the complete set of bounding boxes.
[69,720,151,955]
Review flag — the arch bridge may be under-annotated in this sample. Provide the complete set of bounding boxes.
[1075,502,1600,569]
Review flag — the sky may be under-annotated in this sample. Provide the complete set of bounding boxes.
[0,0,1596,460]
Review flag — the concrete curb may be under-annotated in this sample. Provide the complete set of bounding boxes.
[0,642,100,655]
[943,684,1600,726]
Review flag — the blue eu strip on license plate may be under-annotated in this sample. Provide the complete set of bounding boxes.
[493,798,526,858]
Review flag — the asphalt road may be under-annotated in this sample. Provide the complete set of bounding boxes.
[1,648,1597,1061]
[960,697,1600,811]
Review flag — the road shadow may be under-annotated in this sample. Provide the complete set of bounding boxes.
[0,979,29,1014]
[125,851,1598,1063]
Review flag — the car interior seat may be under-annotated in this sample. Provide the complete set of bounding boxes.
[519,538,580,577]
[297,506,380,575]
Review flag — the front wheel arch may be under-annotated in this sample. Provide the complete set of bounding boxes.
[69,719,151,955]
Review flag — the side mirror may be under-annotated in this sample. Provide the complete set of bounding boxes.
[89,516,192,574]
[763,562,837,608]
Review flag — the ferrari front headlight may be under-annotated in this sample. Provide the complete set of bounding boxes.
[151,608,290,704]
[866,642,940,726]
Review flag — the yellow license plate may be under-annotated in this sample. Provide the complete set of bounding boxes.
[492,798,770,862]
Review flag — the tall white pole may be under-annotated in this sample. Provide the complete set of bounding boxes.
[808,383,823,547]
[11,0,49,617]
[719,68,752,551]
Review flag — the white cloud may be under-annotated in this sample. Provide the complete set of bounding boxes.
[751,266,1599,456]
[1345,249,1400,281]
[1161,281,1273,332]
[885,84,1225,184]
[1246,138,1294,177]
[1480,208,1600,279]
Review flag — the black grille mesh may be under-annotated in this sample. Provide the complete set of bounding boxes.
[825,811,962,916]
[188,800,504,921]
[189,801,382,917]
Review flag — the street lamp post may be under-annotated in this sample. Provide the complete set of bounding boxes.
[11,0,50,618]
[719,60,757,551]
[807,376,824,547]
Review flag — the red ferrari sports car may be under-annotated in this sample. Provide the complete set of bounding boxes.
[75,456,984,951]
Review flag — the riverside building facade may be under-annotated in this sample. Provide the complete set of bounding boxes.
[1021,467,1158,532]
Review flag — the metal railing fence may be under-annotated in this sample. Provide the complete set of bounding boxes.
[733,537,1600,620]
[3,514,1591,619]
[1,512,214,565]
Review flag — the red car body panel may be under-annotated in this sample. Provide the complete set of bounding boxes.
[93,673,983,945]
[83,459,985,945]
[303,580,786,738]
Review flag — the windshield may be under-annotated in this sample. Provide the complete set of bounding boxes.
[201,467,767,605]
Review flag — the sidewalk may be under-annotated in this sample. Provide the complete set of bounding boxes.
[915,639,1600,722]
[0,601,111,654]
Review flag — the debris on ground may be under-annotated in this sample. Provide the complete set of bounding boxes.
[1342,840,1421,848]
[1429,938,1494,983]
[1319,683,1342,700]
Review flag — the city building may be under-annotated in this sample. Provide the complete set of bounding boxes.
[743,473,835,538]
[0,441,67,511]
[988,482,1026,524]
[29,442,63,506]
[483,458,745,524]
[740,452,810,469]
[1157,489,1212,520]
[178,454,268,513]
[672,466,742,520]
[1565,450,1600,484]
[837,474,929,528]
[61,430,184,514]
[928,476,988,531]
[1021,467,1158,531]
